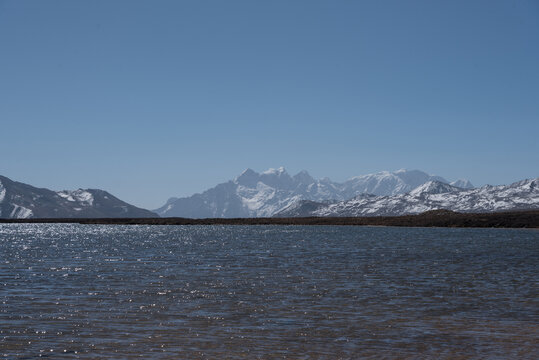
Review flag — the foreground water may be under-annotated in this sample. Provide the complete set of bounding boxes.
[0,225,537,359]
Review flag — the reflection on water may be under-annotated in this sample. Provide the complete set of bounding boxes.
[0,224,538,359]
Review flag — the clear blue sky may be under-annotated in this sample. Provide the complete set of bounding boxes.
[1,0,538,209]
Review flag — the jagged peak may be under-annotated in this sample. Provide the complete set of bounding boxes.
[293,170,315,183]
[409,180,460,197]
[349,170,391,179]
[508,177,539,189]
[235,168,260,185]
[240,168,257,176]
[262,166,287,175]
[450,179,474,189]
[478,177,539,190]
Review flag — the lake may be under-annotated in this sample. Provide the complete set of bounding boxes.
[1,224,537,359]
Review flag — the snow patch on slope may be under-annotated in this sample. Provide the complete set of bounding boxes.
[409,181,460,197]
[238,182,275,212]
[0,180,5,203]
[57,189,94,206]
[10,205,33,219]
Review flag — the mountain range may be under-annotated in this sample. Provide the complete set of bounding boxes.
[155,168,475,218]
[0,175,156,219]
[1,169,537,219]
[276,178,539,217]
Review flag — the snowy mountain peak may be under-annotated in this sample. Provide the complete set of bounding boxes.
[235,168,260,186]
[450,179,474,189]
[262,166,286,175]
[341,169,449,198]
[508,177,538,190]
[409,181,460,197]
[239,168,257,176]
[259,167,294,189]
[293,170,315,184]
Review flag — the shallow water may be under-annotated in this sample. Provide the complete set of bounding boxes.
[0,224,538,359]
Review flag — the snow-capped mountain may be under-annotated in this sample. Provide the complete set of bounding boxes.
[450,179,474,189]
[339,169,452,197]
[0,175,156,219]
[156,167,472,218]
[276,178,539,217]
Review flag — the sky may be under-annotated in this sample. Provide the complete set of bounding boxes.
[1,0,538,209]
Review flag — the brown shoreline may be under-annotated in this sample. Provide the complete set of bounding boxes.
[0,209,538,228]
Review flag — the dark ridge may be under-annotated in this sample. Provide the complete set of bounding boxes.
[1,210,538,228]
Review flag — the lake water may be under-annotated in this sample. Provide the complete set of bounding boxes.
[0,224,537,359]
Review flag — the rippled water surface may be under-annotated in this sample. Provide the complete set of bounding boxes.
[1,224,538,359]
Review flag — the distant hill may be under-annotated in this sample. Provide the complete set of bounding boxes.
[0,175,156,219]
